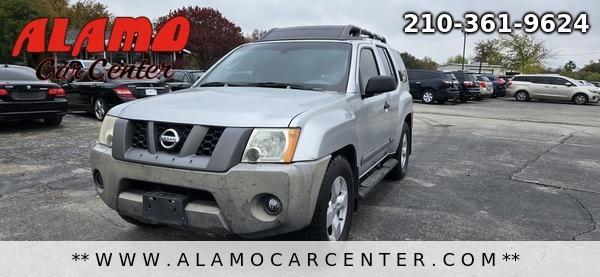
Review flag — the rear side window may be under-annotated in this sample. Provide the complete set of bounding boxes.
[390,50,407,82]
[443,73,456,80]
[376,46,397,82]
[359,48,380,94]
[0,68,39,81]
[513,76,531,82]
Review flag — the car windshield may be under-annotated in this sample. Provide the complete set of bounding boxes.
[464,73,478,81]
[82,61,112,68]
[477,76,491,82]
[0,69,38,81]
[198,42,352,92]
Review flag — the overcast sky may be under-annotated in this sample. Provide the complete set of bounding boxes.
[96,0,599,69]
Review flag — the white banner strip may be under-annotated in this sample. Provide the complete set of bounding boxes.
[0,241,596,276]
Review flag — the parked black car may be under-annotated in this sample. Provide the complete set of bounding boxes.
[63,67,170,121]
[485,74,508,97]
[0,65,67,125]
[160,70,205,91]
[407,70,460,104]
[450,70,481,102]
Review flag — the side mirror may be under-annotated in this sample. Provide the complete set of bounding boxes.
[364,76,396,97]
[565,82,574,87]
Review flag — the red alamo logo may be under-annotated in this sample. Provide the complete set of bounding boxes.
[11,16,190,81]
[12,16,190,57]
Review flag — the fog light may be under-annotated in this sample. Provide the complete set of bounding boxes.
[263,195,282,215]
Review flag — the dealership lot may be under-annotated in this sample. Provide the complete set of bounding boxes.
[1,98,599,240]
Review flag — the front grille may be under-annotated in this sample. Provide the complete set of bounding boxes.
[132,121,148,149]
[197,127,225,156]
[156,123,193,153]
[129,121,225,157]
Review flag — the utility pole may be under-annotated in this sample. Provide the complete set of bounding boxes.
[461,29,467,71]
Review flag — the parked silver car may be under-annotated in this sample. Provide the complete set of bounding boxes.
[90,25,414,240]
[508,74,600,104]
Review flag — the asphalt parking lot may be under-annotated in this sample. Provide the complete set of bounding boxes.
[1,98,599,240]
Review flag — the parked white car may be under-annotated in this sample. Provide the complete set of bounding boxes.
[508,74,600,105]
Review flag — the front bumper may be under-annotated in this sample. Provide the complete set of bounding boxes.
[0,99,67,119]
[90,144,330,238]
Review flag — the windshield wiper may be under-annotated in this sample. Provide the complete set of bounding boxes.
[245,82,321,91]
[199,81,232,87]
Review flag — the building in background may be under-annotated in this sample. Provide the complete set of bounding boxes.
[438,63,508,75]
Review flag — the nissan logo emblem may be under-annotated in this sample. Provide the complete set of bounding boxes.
[159,129,180,150]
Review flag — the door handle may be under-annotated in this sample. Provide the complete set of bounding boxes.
[383,101,390,111]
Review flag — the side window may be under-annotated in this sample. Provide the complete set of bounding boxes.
[376,46,397,82]
[359,48,380,95]
[171,72,186,82]
[554,77,571,86]
[390,50,407,82]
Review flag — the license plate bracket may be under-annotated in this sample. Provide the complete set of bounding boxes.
[142,192,191,226]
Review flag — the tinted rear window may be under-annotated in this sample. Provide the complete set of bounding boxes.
[464,73,478,81]
[0,68,39,81]
[443,73,456,80]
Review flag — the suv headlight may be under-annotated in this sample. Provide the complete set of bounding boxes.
[242,128,300,163]
[98,116,117,147]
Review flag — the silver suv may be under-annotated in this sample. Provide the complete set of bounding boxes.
[90,25,414,240]
[509,74,600,105]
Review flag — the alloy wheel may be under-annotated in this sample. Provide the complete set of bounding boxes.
[574,95,587,105]
[422,91,434,103]
[327,176,349,241]
[401,133,408,168]
[94,99,106,120]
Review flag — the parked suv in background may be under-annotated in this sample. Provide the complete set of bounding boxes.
[485,74,508,97]
[90,25,414,241]
[509,74,600,105]
[450,70,481,102]
[407,69,459,104]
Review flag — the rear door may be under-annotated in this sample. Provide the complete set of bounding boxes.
[376,45,400,153]
[407,70,423,97]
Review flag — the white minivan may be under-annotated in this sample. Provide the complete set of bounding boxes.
[508,74,600,105]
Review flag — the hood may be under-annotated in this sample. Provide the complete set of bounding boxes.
[111,87,343,127]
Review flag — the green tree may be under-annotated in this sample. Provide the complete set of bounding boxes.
[473,39,502,65]
[400,52,438,70]
[66,0,111,29]
[446,54,468,64]
[0,0,44,63]
[499,33,552,73]
[563,60,576,72]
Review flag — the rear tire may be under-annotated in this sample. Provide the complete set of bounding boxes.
[515,90,529,102]
[386,122,410,180]
[572,93,588,105]
[421,90,435,104]
[43,116,63,126]
[295,156,355,241]
[93,97,108,121]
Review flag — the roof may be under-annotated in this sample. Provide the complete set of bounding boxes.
[258,25,387,43]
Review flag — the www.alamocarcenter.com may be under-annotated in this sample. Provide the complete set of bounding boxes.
[90,251,498,268]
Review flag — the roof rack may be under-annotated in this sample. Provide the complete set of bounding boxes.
[257,25,387,43]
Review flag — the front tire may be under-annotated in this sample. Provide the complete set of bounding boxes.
[297,156,355,241]
[421,90,435,104]
[93,97,108,121]
[572,93,588,105]
[386,122,410,180]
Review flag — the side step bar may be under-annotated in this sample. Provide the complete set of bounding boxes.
[357,158,398,199]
